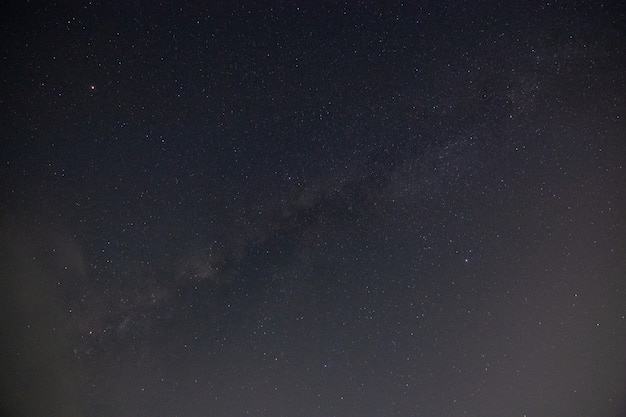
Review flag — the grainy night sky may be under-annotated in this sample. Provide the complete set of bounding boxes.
[1,1,625,416]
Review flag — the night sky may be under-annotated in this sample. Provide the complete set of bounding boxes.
[1,2,625,416]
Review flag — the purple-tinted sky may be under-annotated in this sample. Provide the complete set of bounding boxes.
[1,2,624,416]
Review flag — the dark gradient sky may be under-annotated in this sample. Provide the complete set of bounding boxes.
[1,2,625,416]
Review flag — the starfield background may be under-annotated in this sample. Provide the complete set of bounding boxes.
[1,1,624,416]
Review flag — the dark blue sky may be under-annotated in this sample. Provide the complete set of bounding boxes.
[1,2,625,416]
